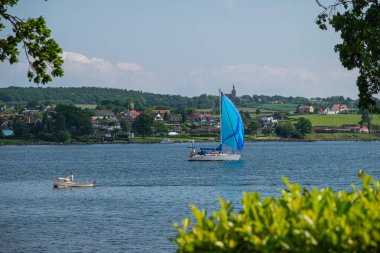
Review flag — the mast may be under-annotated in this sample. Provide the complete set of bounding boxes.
[219,89,222,146]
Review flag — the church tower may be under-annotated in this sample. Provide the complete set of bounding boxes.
[231,85,236,98]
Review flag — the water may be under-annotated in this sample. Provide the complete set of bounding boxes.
[1,141,380,252]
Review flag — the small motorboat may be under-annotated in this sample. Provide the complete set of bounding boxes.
[160,138,174,144]
[53,175,96,188]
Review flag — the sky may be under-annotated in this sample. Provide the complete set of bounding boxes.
[0,0,359,98]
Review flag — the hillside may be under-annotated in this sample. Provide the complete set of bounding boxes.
[0,86,218,109]
[0,86,357,110]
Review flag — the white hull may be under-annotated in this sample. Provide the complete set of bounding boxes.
[188,153,241,161]
[53,180,96,188]
[160,138,174,144]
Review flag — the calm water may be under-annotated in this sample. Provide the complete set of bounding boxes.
[1,141,380,252]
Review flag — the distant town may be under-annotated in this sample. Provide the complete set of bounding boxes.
[1,85,380,144]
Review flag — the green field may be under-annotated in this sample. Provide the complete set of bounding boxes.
[256,103,298,112]
[76,104,97,109]
[0,139,30,145]
[289,114,361,126]
[288,114,380,126]
[304,133,380,141]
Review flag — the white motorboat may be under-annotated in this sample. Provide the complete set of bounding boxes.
[53,176,96,188]
[160,138,174,144]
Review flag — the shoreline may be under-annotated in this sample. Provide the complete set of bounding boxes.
[2,136,380,146]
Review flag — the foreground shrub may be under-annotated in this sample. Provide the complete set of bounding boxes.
[173,171,380,252]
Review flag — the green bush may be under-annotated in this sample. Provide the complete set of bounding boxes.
[173,171,380,252]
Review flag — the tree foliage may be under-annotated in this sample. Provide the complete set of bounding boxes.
[295,117,312,135]
[316,0,380,110]
[12,114,29,137]
[275,121,303,139]
[0,0,64,84]
[132,113,153,137]
[174,171,380,252]
[54,104,93,136]
[0,87,358,110]
[359,108,371,128]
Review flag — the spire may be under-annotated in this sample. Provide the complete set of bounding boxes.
[231,84,236,98]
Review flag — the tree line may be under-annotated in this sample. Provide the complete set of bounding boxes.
[9,104,93,142]
[0,86,359,109]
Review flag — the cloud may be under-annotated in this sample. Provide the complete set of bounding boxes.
[223,64,319,84]
[116,62,142,72]
[0,52,358,98]
[62,51,142,74]
[56,51,146,87]
[186,63,358,98]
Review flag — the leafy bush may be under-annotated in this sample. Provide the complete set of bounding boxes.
[275,121,303,139]
[174,171,380,252]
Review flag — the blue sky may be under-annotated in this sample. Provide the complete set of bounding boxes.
[0,0,359,98]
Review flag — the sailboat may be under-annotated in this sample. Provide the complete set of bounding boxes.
[188,91,244,161]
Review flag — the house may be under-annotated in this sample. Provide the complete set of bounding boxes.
[155,113,163,121]
[311,126,350,133]
[92,110,120,131]
[149,110,171,121]
[93,129,113,138]
[122,110,141,123]
[359,126,369,133]
[255,116,278,128]
[1,129,14,136]
[24,114,42,127]
[188,125,219,135]
[93,110,117,121]
[169,114,182,123]
[24,104,51,113]
[149,112,164,121]
[298,105,314,114]
[0,120,11,130]
[255,116,271,122]
[0,120,14,136]
[342,124,361,133]
[191,113,218,125]
[330,104,349,114]
[0,113,16,119]
[318,107,330,115]
[339,104,349,114]
[330,104,341,114]
[312,126,349,133]
[162,113,182,133]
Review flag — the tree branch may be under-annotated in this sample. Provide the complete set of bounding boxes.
[316,0,328,10]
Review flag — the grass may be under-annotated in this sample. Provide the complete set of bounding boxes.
[370,114,380,125]
[256,103,298,112]
[289,114,380,127]
[0,138,35,145]
[305,133,380,141]
[289,114,361,126]
[75,104,97,109]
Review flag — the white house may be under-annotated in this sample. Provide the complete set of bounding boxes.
[318,107,330,115]
[298,105,314,114]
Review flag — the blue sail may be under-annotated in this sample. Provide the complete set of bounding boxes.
[221,93,245,151]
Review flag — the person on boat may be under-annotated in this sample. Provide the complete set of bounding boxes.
[70,172,74,182]
[190,148,196,158]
